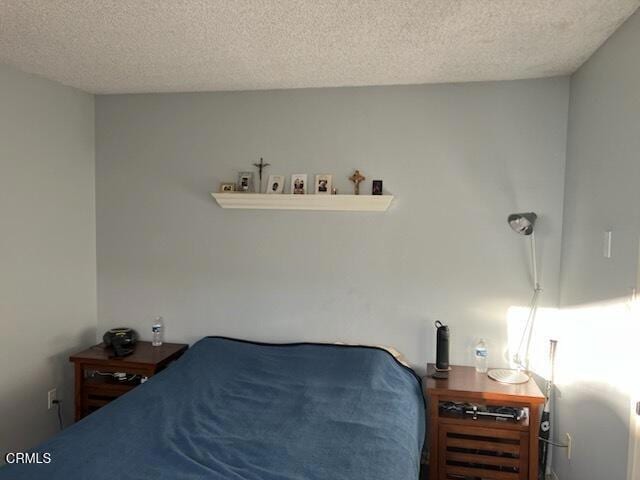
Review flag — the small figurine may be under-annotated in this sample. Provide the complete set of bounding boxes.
[349,170,366,195]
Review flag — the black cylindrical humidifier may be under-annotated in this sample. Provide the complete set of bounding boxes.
[435,320,449,371]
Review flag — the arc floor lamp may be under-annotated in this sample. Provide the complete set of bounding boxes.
[488,212,542,384]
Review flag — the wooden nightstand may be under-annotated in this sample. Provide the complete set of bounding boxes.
[70,341,188,421]
[424,364,544,480]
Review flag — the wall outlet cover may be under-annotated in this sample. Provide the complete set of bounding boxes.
[47,388,57,410]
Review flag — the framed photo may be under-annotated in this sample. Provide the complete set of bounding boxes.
[372,180,383,195]
[237,172,255,192]
[219,182,236,193]
[266,175,285,194]
[291,174,308,194]
[315,174,332,195]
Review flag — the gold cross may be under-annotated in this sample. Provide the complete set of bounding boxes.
[349,170,366,195]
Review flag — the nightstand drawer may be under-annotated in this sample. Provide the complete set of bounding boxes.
[84,375,141,394]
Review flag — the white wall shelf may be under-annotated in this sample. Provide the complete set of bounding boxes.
[210,193,393,211]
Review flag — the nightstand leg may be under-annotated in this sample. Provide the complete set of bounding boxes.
[529,402,541,480]
[428,395,439,480]
[74,363,83,422]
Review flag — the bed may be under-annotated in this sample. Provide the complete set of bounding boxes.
[1,337,425,479]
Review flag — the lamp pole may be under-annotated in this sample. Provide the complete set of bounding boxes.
[531,231,540,291]
[520,231,543,371]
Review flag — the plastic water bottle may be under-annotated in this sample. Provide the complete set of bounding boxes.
[475,339,488,373]
[151,316,164,346]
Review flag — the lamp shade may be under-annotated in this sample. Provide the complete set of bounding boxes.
[508,212,537,236]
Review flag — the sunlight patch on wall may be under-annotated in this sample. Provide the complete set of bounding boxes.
[506,296,639,398]
[506,305,558,378]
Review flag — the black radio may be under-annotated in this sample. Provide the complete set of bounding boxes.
[439,401,527,423]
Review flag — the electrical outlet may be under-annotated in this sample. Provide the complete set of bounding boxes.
[565,432,572,460]
[47,388,57,410]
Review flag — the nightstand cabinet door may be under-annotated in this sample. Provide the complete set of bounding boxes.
[437,424,529,480]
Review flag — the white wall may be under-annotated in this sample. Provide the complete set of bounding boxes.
[0,64,96,455]
[554,8,640,480]
[95,78,569,370]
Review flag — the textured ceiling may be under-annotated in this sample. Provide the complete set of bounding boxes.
[0,1,638,94]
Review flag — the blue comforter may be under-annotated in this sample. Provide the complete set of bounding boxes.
[1,337,425,479]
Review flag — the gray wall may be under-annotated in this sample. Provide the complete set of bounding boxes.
[554,9,640,480]
[95,78,569,370]
[0,64,96,454]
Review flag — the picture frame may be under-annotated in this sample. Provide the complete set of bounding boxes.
[219,182,236,193]
[237,171,255,192]
[291,174,308,194]
[314,174,332,195]
[266,175,285,194]
[372,180,383,195]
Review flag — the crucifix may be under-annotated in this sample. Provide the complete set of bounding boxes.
[253,157,270,193]
[349,169,366,195]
